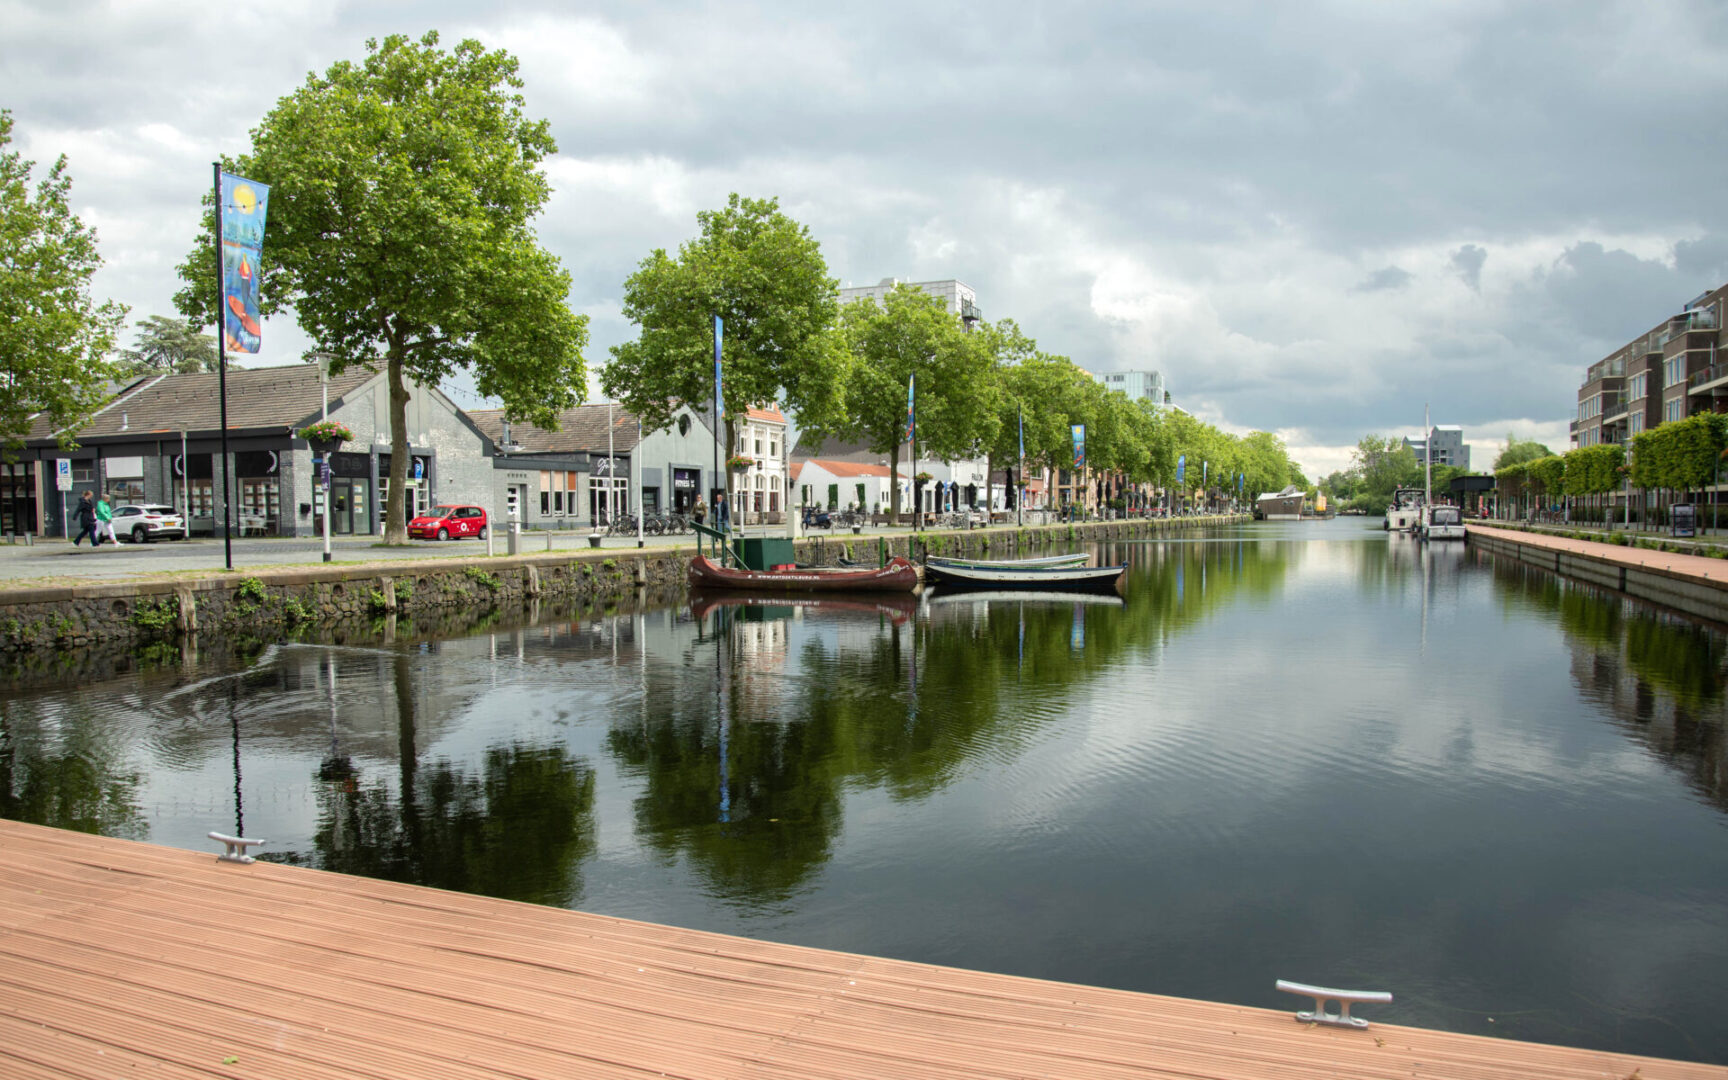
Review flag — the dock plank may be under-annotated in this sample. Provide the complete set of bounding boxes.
[0,819,1720,1080]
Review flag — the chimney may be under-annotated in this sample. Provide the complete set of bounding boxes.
[120,412,128,431]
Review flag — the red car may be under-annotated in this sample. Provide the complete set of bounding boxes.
[408,505,489,541]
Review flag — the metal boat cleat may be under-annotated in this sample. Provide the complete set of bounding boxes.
[208,832,266,864]
[1275,979,1392,1029]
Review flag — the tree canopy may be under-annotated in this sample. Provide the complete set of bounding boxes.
[175,32,588,542]
[1493,434,1554,471]
[826,286,995,516]
[0,110,127,451]
[119,315,217,376]
[605,194,843,451]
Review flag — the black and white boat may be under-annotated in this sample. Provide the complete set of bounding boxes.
[922,558,1127,592]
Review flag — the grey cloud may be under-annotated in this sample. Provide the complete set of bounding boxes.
[1451,245,1487,291]
[1353,267,1414,293]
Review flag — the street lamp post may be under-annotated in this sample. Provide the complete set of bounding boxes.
[310,352,334,564]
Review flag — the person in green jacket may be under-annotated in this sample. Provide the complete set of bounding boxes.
[95,494,116,546]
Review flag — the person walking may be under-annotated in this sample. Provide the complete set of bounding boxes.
[72,490,99,547]
[692,495,707,528]
[714,491,730,533]
[96,493,116,545]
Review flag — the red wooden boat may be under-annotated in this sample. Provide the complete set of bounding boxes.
[686,554,920,593]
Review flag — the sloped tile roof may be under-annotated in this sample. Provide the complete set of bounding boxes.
[745,405,786,424]
[805,458,894,479]
[28,364,379,441]
[468,403,644,455]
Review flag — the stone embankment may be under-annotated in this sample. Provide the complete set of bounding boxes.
[1467,523,1728,624]
[0,515,1243,656]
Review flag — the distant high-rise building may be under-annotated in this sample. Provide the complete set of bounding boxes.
[1404,426,1469,470]
[1095,370,1168,407]
[839,278,982,328]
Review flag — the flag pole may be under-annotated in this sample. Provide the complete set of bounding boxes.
[712,316,723,536]
[212,163,234,572]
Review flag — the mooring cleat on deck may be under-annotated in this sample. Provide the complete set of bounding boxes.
[1275,979,1392,1029]
[208,832,266,864]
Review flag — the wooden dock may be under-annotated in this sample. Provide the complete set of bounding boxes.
[2,819,1721,1079]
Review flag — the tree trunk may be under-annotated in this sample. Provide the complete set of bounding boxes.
[384,350,411,544]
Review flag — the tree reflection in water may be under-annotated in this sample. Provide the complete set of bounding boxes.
[306,652,598,907]
[0,698,147,840]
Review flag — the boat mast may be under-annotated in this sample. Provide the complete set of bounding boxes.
[1423,402,1431,510]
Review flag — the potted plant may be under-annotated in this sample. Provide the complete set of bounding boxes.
[298,420,353,453]
[726,454,755,473]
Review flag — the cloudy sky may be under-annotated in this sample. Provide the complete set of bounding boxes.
[6,0,1727,478]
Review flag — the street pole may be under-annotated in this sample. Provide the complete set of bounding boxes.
[320,356,331,563]
[212,162,234,571]
[635,413,644,549]
[608,400,616,532]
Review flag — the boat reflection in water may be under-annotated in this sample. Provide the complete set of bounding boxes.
[688,590,918,627]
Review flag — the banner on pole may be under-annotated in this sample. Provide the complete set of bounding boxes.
[1071,424,1085,468]
[1176,454,1186,484]
[713,316,724,416]
[903,373,916,444]
[219,172,269,354]
[1017,409,1024,464]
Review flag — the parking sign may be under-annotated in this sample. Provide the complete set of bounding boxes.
[55,459,71,491]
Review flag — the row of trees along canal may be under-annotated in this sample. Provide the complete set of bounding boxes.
[1320,416,1728,528]
[1495,413,1728,527]
[4,33,1305,542]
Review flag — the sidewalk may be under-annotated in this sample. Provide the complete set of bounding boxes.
[1469,523,1728,585]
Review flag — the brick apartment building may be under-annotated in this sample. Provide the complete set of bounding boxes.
[1573,284,1727,451]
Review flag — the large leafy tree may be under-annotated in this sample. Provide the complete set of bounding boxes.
[176,33,588,543]
[120,315,217,376]
[827,285,994,519]
[1493,434,1555,471]
[605,194,843,503]
[0,110,127,451]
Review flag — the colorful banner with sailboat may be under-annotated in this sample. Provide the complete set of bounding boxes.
[1071,424,1085,468]
[219,172,269,354]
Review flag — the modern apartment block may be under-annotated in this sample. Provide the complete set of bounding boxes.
[1404,426,1470,470]
[1573,284,1727,449]
[839,278,982,328]
[1094,370,1169,406]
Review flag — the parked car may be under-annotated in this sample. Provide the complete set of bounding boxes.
[113,504,187,543]
[408,505,488,541]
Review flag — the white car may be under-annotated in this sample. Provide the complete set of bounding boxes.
[113,504,187,543]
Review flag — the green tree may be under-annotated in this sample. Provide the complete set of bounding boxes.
[1349,434,1420,512]
[0,110,127,451]
[175,33,589,543]
[120,314,217,376]
[827,285,994,519]
[1493,434,1554,471]
[605,193,843,506]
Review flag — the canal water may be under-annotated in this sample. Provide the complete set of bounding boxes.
[4,518,1726,1063]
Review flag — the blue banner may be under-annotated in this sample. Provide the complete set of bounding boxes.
[713,315,723,416]
[219,171,269,354]
[1071,424,1085,468]
[1017,409,1024,464]
[904,373,916,444]
[1203,460,1209,487]
[1176,454,1186,484]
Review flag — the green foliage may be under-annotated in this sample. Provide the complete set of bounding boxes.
[464,566,500,590]
[235,577,267,604]
[1493,434,1554,471]
[1630,413,1728,494]
[130,600,178,633]
[605,193,841,453]
[367,588,389,612]
[118,315,217,376]
[175,33,588,543]
[393,578,412,605]
[1562,444,1624,497]
[1344,435,1420,512]
[297,420,353,444]
[0,110,128,452]
[829,285,995,517]
[280,595,311,623]
[1528,455,1566,495]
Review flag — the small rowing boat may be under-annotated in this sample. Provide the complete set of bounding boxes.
[921,559,1127,592]
[925,552,1090,571]
[687,554,921,593]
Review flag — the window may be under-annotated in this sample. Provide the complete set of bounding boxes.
[1630,373,1647,400]
[1665,396,1686,423]
[1665,356,1684,387]
[769,441,778,458]
[1630,412,1644,436]
[827,483,839,509]
[754,438,762,455]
